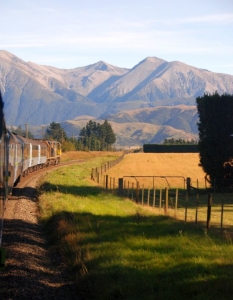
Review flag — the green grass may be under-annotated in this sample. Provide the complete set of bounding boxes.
[38,155,233,300]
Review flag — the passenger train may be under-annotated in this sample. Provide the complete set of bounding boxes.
[7,131,61,190]
[0,92,61,267]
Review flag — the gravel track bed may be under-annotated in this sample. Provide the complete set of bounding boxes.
[0,163,82,300]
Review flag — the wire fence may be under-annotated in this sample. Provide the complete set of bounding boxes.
[91,152,125,182]
[91,159,233,235]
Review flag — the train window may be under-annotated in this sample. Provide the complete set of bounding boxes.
[51,147,55,157]
[41,146,47,156]
[44,148,46,156]
[24,145,29,158]
[32,145,38,158]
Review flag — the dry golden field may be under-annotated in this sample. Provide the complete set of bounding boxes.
[105,153,208,189]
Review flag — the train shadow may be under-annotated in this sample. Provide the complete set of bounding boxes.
[1,182,78,299]
[11,186,38,200]
[0,218,77,299]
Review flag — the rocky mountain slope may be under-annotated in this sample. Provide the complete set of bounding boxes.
[0,50,233,147]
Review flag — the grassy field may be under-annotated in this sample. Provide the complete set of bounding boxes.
[39,152,233,300]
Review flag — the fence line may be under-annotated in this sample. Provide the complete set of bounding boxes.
[91,152,125,183]
[91,158,233,235]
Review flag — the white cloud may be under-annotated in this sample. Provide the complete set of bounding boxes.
[177,14,233,24]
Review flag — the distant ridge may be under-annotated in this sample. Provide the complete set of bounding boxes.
[0,50,233,147]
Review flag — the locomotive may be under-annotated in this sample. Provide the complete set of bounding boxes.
[0,92,61,267]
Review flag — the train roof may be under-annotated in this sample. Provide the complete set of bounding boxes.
[15,134,47,146]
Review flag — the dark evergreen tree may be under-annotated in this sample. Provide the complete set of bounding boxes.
[100,120,116,149]
[46,122,67,143]
[196,92,233,187]
[79,119,116,151]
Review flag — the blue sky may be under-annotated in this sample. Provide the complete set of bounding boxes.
[2,0,233,74]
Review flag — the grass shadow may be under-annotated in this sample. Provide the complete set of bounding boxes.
[41,207,233,300]
[40,181,104,197]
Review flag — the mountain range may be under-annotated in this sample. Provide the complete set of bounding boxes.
[0,50,233,148]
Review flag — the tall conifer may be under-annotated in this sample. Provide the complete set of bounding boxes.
[197,92,233,187]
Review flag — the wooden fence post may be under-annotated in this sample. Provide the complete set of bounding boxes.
[164,188,168,214]
[106,175,108,190]
[206,193,212,229]
[175,189,178,216]
[153,188,156,207]
[186,177,191,195]
[221,198,224,233]
[141,185,144,205]
[118,178,123,195]
[136,181,139,203]
[148,189,150,206]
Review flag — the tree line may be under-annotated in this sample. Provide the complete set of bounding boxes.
[47,120,116,151]
[163,138,198,145]
[11,119,116,152]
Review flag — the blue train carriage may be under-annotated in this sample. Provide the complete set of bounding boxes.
[7,131,24,192]
[0,93,7,269]
[0,125,7,262]
[44,140,61,166]
[16,136,48,177]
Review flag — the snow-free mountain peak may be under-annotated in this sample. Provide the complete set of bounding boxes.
[1,50,233,146]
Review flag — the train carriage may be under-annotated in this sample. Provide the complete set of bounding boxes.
[0,93,7,266]
[16,136,48,176]
[7,131,23,192]
[0,121,7,248]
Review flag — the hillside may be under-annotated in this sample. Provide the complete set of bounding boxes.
[0,50,232,146]
[59,105,198,147]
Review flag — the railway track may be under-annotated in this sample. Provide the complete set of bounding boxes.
[5,159,85,219]
[0,160,83,299]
